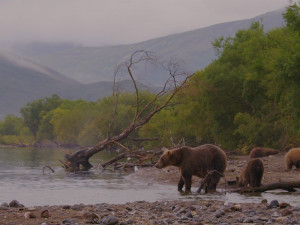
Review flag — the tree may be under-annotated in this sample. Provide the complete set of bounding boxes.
[20,94,62,138]
[62,50,193,172]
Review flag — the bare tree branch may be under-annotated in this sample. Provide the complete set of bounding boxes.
[62,50,193,172]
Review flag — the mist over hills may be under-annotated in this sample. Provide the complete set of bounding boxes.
[1,8,285,119]
[14,9,285,85]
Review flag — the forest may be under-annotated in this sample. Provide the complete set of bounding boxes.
[1,3,299,153]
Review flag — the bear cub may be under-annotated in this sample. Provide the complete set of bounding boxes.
[237,158,264,189]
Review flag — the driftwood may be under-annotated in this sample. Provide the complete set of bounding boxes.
[42,166,55,175]
[230,180,300,193]
[99,150,162,171]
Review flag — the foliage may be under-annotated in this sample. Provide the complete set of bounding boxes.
[1,3,299,152]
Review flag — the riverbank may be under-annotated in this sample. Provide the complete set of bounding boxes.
[1,153,300,224]
[1,198,300,225]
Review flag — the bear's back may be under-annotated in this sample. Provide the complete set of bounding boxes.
[188,144,227,173]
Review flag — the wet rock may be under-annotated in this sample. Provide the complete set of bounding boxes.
[41,209,50,218]
[215,210,225,218]
[261,199,268,204]
[81,211,99,220]
[1,202,9,208]
[62,219,78,225]
[71,204,85,211]
[243,217,254,223]
[184,211,193,218]
[124,219,133,225]
[275,216,289,223]
[279,202,291,208]
[268,200,279,209]
[9,200,24,208]
[100,215,119,225]
[0,206,9,210]
[281,208,292,216]
[24,211,36,219]
[272,211,280,217]
[62,205,71,209]
[230,204,242,211]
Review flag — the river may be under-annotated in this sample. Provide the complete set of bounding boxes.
[0,147,299,207]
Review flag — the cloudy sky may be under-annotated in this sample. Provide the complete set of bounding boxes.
[0,0,289,47]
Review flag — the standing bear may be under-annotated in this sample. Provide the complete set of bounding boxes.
[285,148,300,171]
[237,158,264,189]
[155,144,227,192]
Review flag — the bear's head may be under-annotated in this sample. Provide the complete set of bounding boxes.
[155,149,181,169]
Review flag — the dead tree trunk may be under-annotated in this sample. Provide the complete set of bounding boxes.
[230,180,300,193]
[62,50,192,172]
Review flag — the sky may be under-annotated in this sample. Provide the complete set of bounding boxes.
[0,0,290,48]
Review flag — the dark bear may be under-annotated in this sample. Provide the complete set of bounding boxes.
[285,148,300,171]
[237,158,264,188]
[249,147,279,158]
[155,144,227,192]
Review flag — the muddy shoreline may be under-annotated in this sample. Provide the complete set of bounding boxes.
[1,153,300,224]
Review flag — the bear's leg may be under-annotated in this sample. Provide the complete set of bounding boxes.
[177,176,184,192]
[296,161,300,169]
[182,174,192,192]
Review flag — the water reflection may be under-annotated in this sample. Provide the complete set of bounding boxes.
[0,147,299,207]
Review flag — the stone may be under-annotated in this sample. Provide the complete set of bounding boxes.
[62,205,71,209]
[230,204,242,211]
[275,217,289,223]
[41,209,51,218]
[1,202,9,208]
[281,209,292,216]
[101,215,119,225]
[268,200,279,209]
[243,217,254,223]
[279,202,290,208]
[24,211,36,219]
[9,200,24,208]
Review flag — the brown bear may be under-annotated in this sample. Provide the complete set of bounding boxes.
[155,144,227,192]
[285,148,300,171]
[249,147,279,158]
[237,158,264,189]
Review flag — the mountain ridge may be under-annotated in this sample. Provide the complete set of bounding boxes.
[14,8,285,84]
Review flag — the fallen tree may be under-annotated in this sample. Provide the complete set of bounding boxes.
[229,180,300,193]
[61,50,192,172]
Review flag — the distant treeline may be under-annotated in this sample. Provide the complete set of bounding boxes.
[1,3,299,153]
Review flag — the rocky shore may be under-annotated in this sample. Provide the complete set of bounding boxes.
[1,198,300,225]
[0,153,299,224]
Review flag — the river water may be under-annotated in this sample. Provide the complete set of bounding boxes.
[0,147,299,207]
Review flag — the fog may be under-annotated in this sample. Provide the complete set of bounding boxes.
[0,0,289,47]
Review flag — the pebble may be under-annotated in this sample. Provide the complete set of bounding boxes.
[0,199,300,224]
[100,215,119,225]
[24,211,36,219]
[268,200,279,209]
[279,202,291,208]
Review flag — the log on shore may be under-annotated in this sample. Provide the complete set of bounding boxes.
[230,180,300,193]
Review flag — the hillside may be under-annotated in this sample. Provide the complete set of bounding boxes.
[14,9,285,84]
[0,52,81,119]
[0,52,155,119]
